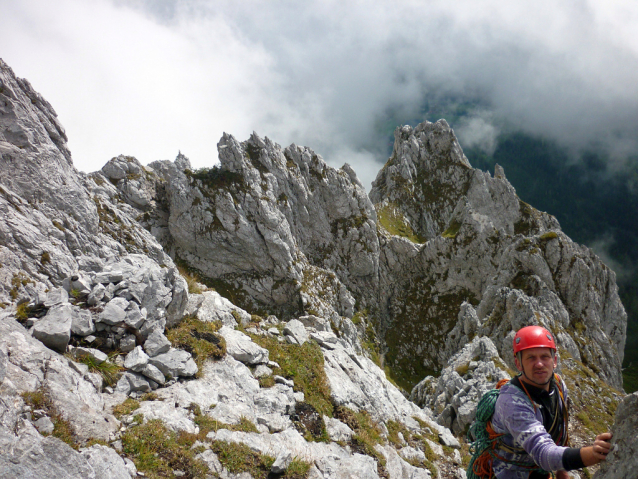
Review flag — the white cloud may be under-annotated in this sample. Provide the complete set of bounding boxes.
[2,0,637,188]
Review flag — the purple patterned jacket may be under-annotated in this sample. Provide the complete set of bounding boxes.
[491,377,570,478]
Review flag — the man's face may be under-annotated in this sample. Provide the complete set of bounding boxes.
[515,347,557,387]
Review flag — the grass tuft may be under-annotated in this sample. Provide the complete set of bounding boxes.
[252,336,332,417]
[72,354,123,387]
[177,265,205,294]
[121,419,209,478]
[112,398,141,419]
[166,316,226,375]
[21,388,77,448]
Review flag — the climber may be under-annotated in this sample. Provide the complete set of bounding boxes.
[490,325,612,479]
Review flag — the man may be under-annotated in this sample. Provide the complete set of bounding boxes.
[491,325,612,478]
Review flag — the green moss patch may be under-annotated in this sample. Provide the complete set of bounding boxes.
[184,166,245,191]
[442,219,462,239]
[177,265,205,294]
[385,280,477,392]
[377,202,426,243]
[334,406,386,467]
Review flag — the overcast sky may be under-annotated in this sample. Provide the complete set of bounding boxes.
[2,0,637,188]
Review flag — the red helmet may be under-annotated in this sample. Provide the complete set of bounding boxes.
[513,325,556,354]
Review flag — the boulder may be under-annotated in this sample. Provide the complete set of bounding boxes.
[99,298,128,326]
[80,444,131,479]
[44,288,69,308]
[219,326,269,365]
[283,319,308,345]
[148,349,198,378]
[271,451,292,474]
[143,329,171,357]
[71,309,95,336]
[123,346,149,372]
[324,416,354,442]
[32,303,73,352]
[72,346,108,364]
[140,363,166,385]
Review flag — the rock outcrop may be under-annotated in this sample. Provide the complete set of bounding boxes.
[594,391,638,479]
[0,56,632,479]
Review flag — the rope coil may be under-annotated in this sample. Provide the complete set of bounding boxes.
[466,378,550,479]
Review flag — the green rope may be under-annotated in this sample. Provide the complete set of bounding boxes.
[466,388,500,479]
[466,387,550,478]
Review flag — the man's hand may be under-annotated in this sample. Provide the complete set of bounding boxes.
[580,432,613,466]
[555,470,570,479]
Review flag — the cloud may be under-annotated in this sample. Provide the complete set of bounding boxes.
[2,0,637,188]
[589,235,633,283]
[455,113,500,156]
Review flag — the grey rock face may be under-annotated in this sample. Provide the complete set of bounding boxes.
[271,451,292,474]
[80,444,131,479]
[594,391,638,479]
[71,309,95,336]
[410,336,511,435]
[32,303,73,352]
[369,120,626,392]
[123,346,149,372]
[34,416,55,434]
[324,416,354,442]
[143,329,171,357]
[192,290,250,327]
[147,131,377,322]
[219,326,269,365]
[283,319,309,345]
[149,349,198,378]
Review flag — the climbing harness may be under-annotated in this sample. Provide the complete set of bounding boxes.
[466,375,568,479]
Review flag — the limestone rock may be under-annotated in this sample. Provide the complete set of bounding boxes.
[32,303,73,352]
[123,346,149,372]
[140,363,166,385]
[410,336,511,435]
[143,329,171,357]
[323,415,354,442]
[271,450,292,474]
[148,348,198,378]
[80,444,131,479]
[375,444,431,479]
[594,391,638,479]
[72,346,108,365]
[283,319,309,345]
[219,326,269,365]
[193,291,250,327]
[71,309,95,336]
[34,416,55,434]
[99,298,128,326]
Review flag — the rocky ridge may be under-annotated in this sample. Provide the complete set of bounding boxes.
[0,57,634,479]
